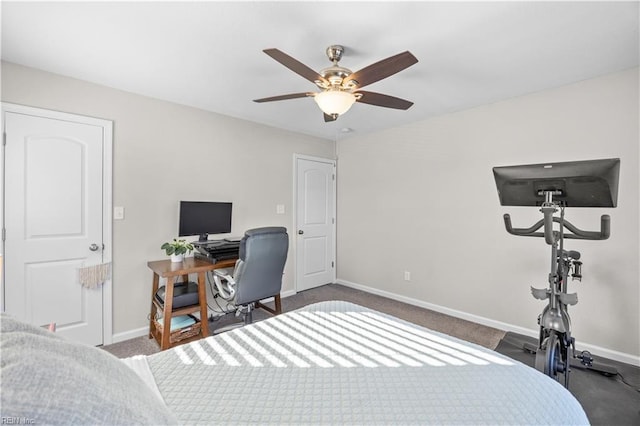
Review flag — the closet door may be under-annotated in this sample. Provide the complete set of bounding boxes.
[295,155,336,291]
[3,105,112,346]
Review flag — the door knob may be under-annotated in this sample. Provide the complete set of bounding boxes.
[298,230,304,235]
[89,244,100,251]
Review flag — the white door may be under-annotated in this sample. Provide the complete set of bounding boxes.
[3,104,112,346]
[295,155,336,292]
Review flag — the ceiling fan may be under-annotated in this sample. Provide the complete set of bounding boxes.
[253,45,418,122]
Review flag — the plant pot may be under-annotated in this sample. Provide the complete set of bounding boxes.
[170,254,184,263]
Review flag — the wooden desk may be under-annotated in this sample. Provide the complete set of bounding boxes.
[148,257,236,350]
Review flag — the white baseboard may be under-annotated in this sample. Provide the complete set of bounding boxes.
[112,326,149,344]
[335,278,640,367]
[110,289,299,344]
[281,289,297,299]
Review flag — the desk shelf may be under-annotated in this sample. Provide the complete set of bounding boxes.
[148,257,237,350]
[152,298,202,317]
[152,317,202,345]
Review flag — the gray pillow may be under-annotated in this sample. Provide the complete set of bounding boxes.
[1,314,177,425]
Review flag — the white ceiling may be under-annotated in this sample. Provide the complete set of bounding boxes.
[2,1,638,141]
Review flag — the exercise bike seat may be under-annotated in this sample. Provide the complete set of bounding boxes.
[562,249,581,260]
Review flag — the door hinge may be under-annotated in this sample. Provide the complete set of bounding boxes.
[332,174,335,181]
[332,218,335,224]
[2,228,5,242]
[331,261,334,268]
[2,132,6,146]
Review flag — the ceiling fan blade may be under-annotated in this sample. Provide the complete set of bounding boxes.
[263,48,328,85]
[253,92,312,103]
[344,51,418,89]
[356,91,414,110]
[324,113,338,122]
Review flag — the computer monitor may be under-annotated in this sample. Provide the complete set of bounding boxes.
[493,158,620,207]
[178,201,232,242]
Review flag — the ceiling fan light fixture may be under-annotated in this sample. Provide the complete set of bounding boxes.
[314,90,357,116]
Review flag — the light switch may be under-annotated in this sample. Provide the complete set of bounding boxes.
[114,206,125,220]
[276,204,285,215]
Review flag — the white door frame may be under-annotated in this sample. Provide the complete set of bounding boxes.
[293,154,337,293]
[1,102,113,345]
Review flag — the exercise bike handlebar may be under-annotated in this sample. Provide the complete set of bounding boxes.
[503,213,610,243]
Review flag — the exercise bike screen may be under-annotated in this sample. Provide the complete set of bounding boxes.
[493,158,620,207]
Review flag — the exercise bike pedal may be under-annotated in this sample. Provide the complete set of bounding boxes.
[577,350,593,367]
[571,350,618,377]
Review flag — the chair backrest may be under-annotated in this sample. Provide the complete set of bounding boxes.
[233,227,289,306]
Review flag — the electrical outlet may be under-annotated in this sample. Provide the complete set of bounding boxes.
[404,271,411,281]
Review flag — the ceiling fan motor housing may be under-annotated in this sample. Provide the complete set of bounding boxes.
[318,65,353,88]
[316,45,357,90]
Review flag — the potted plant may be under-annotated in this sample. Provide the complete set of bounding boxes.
[161,239,194,263]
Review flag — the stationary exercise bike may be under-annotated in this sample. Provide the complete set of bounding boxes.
[494,158,620,388]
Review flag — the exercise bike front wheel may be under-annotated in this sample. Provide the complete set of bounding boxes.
[535,331,566,383]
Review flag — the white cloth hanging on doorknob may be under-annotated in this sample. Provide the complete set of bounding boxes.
[77,262,111,289]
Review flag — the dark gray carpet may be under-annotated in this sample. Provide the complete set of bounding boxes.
[103,283,505,358]
[495,332,640,426]
[209,283,506,348]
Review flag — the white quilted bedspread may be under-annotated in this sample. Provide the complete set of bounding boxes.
[147,301,589,425]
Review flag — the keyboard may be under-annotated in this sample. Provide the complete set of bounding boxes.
[214,252,239,260]
[196,240,240,259]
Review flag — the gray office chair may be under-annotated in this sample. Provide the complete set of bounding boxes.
[213,227,289,325]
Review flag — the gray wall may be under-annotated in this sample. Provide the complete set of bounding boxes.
[336,68,639,361]
[1,61,335,336]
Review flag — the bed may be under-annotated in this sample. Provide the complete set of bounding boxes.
[1,301,589,425]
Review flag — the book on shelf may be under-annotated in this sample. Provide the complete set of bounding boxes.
[157,314,196,331]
